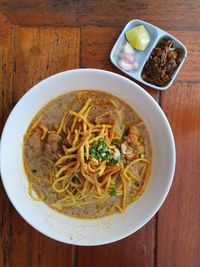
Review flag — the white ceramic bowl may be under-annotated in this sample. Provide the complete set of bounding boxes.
[0,69,175,246]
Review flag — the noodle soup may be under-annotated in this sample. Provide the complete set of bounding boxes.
[23,90,151,218]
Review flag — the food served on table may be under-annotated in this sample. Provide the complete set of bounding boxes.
[117,42,138,71]
[142,37,183,87]
[23,90,151,218]
[126,25,150,51]
[117,25,150,71]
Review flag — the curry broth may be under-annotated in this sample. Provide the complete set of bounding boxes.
[23,90,151,218]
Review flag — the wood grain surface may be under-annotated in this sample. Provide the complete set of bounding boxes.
[81,25,159,100]
[0,1,199,266]
[0,13,13,267]
[0,13,13,131]
[0,13,80,267]
[77,221,155,267]
[0,0,200,30]
[157,82,200,267]
[13,26,80,101]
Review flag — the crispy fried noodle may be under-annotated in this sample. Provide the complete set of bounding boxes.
[23,91,151,218]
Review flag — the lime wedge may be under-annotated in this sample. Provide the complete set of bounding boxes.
[126,25,150,51]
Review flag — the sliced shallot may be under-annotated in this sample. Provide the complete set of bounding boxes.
[119,52,134,64]
[117,42,138,71]
[118,59,135,71]
[123,42,135,54]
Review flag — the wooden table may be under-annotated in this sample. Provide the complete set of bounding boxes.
[0,1,199,266]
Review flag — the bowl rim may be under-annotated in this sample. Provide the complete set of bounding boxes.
[0,68,176,245]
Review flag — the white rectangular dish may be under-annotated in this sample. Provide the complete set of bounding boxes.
[110,19,187,90]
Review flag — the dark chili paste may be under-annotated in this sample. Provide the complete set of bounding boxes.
[142,37,183,87]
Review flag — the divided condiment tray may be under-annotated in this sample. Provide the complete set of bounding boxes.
[110,19,187,90]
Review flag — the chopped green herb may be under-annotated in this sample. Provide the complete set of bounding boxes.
[110,187,117,196]
[32,169,37,173]
[89,149,96,158]
[97,144,103,150]
[92,143,98,150]
[58,139,64,145]
[89,139,111,161]
[128,142,132,147]
[135,181,140,187]
[133,147,139,153]
[96,151,101,159]
[109,157,118,166]
[140,153,145,158]
[138,136,144,142]
[101,152,106,157]
[104,146,109,152]
[113,138,120,147]
[102,143,107,150]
